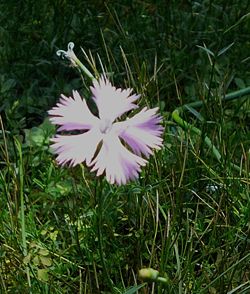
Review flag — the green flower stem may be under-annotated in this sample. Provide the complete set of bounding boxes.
[180,86,250,110]
[57,42,97,82]
[172,87,250,173]
[172,108,222,162]
[139,268,169,286]
[74,57,97,82]
[156,276,168,285]
[95,179,114,291]
[15,138,31,287]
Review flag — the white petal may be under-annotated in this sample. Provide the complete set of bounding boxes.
[90,132,147,185]
[51,128,103,166]
[114,107,163,157]
[90,76,140,122]
[48,90,99,131]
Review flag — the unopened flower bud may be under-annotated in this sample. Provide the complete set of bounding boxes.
[139,268,159,282]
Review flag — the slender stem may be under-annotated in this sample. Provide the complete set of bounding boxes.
[172,108,222,162]
[15,138,31,287]
[57,42,97,82]
[179,86,250,110]
[156,276,168,285]
[0,115,9,165]
[201,251,250,292]
[95,179,114,291]
[172,87,250,174]
[75,58,97,82]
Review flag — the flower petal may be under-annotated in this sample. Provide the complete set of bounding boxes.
[48,90,99,131]
[90,76,140,122]
[51,128,103,167]
[90,132,147,185]
[115,107,163,158]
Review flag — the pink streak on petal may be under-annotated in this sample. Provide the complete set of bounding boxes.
[114,107,163,158]
[90,76,140,122]
[48,90,99,131]
[120,131,153,157]
[51,128,103,167]
[90,132,147,185]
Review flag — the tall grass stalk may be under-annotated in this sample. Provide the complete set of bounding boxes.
[94,179,114,291]
[15,138,31,287]
[172,86,250,175]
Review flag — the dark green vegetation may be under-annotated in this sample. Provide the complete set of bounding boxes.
[1,1,250,293]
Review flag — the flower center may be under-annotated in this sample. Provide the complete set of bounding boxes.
[99,119,112,134]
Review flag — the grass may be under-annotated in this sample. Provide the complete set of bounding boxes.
[1,1,250,293]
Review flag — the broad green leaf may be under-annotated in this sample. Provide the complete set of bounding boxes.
[37,269,49,282]
[1,79,16,93]
[39,249,49,256]
[23,253,31,265]
[40,256,52,267]
[33,255,40,266]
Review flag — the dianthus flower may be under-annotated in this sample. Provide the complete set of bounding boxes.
[48,76,163,185]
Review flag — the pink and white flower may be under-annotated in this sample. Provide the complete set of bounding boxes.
[48,76,163,185]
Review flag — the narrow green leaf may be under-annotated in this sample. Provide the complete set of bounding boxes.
[123,283,147,294]
[196,45,214,57]
[184,105,205,122]
[218,42,234,56]
[224,12,250,33]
